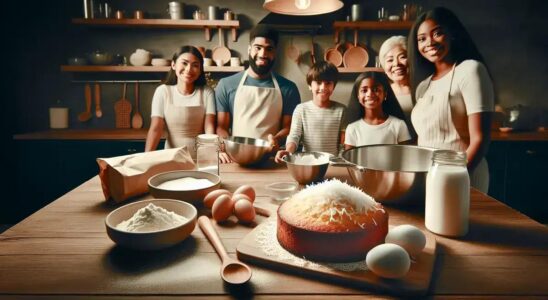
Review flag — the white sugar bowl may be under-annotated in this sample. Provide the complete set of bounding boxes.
[130,49,152,66]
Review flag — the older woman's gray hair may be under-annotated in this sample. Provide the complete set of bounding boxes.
[379,36,407,68]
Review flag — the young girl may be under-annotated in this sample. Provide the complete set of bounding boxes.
[344,72,410,149]
[275,61,346,161]
[145,46,216,158]
[408,7,494,192]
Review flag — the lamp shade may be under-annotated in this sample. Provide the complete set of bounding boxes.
[263,0,344,16]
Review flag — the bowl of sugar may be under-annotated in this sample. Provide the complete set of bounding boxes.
[148,170,221,206]
[105,199,197,250]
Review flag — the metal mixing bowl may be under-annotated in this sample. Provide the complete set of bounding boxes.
[282,152,333,185]
[331,145,435,205]
[223,136,272,165]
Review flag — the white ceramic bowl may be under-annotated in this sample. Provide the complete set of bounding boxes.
[151,58,171,66]
[148,170,221,206]
[265,182,298,201]
[105,199,197,250]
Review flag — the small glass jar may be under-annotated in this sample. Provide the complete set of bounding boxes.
[425,150,470,237]
[196,134,220,175]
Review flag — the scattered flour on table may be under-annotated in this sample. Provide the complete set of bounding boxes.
[116,203,187,233]
[156,177,214,190]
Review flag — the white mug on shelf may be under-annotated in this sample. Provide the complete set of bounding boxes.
[203,58,213,67]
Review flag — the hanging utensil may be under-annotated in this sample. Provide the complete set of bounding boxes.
[211,27,231,66]
[94,83,103,118]
[114,83,132,129]
[310,36,316,65]
[77,83,92,122]
[286,37,300,64]
[343,29,369,68]
[198,216,252,285]
[131,82,143,129]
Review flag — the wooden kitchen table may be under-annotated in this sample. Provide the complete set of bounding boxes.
[1,162,547,299]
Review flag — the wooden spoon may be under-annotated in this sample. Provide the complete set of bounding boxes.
[78,83,92,122]
[94,83,103,118]
[198,216,252,285]
[131,82,143,129]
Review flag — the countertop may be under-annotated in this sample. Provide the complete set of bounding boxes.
[0,163,546,299]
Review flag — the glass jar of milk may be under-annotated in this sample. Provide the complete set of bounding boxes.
[196,134,220,175]
[425,150,470,237]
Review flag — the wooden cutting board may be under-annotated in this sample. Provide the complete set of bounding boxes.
[237,219,437,296]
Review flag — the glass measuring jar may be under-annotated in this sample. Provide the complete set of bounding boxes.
[196,134,220,175]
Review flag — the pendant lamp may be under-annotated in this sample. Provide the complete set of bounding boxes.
[263,0,344,16]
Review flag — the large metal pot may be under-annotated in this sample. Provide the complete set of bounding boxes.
[331,145,435,205]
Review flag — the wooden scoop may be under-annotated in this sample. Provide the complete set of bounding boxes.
[114,83,132,129]
[131,82,143,129]
[94,83,103,118]
[211,28,231,66]
[78,83,92,122]
[198,216,252,285]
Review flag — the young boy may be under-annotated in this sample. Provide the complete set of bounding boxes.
[275,61,346,161]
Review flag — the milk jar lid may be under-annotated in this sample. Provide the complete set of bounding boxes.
[197,134,219,144]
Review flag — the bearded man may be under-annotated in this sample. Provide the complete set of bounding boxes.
[215,25,301,163]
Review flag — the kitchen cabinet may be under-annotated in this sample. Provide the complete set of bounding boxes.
[9,139,154,224]
[486,140,548,223]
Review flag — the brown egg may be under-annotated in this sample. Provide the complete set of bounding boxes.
[212,194,234,222]
[231,193,252,205]
[234,185,256,202]
[203,189,232,208]
[234,199,256,223]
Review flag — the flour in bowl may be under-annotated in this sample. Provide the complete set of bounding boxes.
[294,154,329,165]
[116,203,188,232]
[156,177,214,190]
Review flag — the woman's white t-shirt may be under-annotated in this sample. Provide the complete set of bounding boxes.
[151,84,215,118]
[345,115,411,146]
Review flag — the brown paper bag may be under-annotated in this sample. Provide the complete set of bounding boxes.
[97,147,195,203]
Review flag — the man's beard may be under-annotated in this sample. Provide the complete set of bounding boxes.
[249,54,274,76]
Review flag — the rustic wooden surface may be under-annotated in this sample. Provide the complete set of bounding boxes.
[13,129,548,141]
[0,162,547,299]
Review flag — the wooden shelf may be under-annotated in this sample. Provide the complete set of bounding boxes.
[72,18,240,41]
[13,129,153,141]
[60,65,244,73]
[333,21,413,30]
[337,67,383,73]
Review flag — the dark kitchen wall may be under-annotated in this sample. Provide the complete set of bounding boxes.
[4,0,547,135]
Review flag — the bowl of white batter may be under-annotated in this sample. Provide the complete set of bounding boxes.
[148,170,221,206]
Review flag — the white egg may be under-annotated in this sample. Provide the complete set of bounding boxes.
[366,243,410,279]
[385,224,426,257]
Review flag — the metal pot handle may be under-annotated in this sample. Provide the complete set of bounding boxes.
[329,156,366,171]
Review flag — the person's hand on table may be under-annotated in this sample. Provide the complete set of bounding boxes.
[275,149,290,163]
[219,151,232,164]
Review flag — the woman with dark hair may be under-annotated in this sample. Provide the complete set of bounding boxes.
[408,7,494,192]
[145,46,216,157]
[344,71,410,149]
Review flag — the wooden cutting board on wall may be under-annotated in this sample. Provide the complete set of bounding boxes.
[237,219,437,296]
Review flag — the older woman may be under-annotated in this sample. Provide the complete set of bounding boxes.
[379,36,413,120]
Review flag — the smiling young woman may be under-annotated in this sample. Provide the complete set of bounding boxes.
[408,7,495,193]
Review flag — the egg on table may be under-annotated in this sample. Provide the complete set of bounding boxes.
[366,243,410,279]
[203,189,232,208]
[211,194,234,222]
[234,185,256,202]
[385,224,426,257]
[233,199,255,223]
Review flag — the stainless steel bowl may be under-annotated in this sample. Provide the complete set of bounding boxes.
[283,152,333,185]
[223,136,272,165]
[331,145,435,205]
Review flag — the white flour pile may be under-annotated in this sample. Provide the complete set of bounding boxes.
[294,154,329,165]
[116,203,187,232]
[156,177,214,190]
